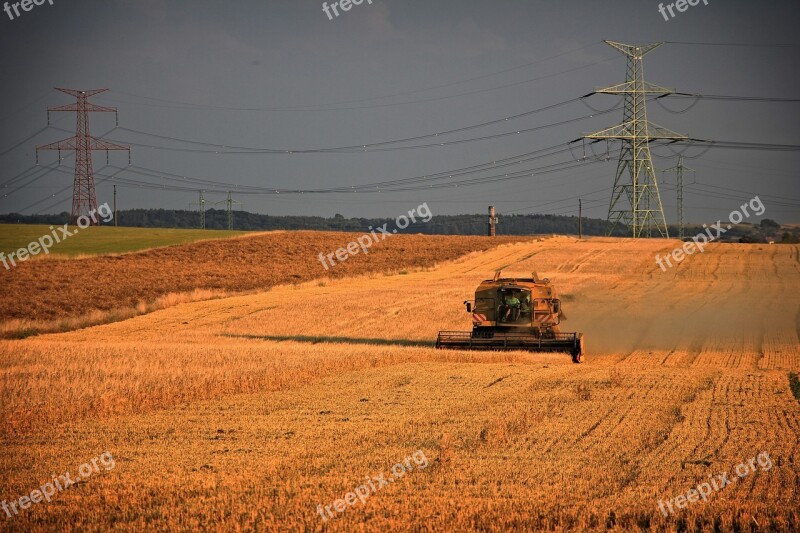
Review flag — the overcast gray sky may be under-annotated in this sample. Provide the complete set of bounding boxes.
[1,0,799,223]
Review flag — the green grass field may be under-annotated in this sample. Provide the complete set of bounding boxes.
[0,225,247,257]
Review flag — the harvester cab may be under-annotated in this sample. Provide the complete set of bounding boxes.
[437,270,585,363]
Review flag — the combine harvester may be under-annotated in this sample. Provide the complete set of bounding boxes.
[436,271,585,363]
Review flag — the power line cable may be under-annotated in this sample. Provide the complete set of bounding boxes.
[107,108,617,155]
[125,142,574,193]
[101,96,595,154]
[1,166,62,198]
[99,45,610,112]
[664,93,800,103]
[71,152,607,197]
[30,165,121,215]
[122,142,590,194]
[690,182,800,203]
[676,140,800,152]
[683,185,800,209]
[0,127,50,158]
[1,163,48,188]
[664,41,800,48]
[505,187,611,215]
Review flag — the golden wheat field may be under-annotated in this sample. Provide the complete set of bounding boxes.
[1,235,799,532]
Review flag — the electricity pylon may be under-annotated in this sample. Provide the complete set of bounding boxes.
[36,88,130,225]
[663,155,695,240]
[190,190,206,229]
[583,41,687,238]
[215,191,242,230]
[226,191,242,230]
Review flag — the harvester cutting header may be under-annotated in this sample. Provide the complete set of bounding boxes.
[436,271,585,363]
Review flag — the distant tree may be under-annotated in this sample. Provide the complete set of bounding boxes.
[781,232,800,244]
[738,233,765,244]
[759,218,780,229]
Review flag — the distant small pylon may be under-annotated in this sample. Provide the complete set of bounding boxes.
[664,155,696,240]
[190,190,206,229]
[215,191,243,230]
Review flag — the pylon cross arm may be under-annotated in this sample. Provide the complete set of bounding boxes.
[646,121,688,140]
[37,137,131,152]
[36,138,78,151]
[603,40,663,57]
[584,120,687,141]
[90,139,130,151]
[595,81,675,95]
[663,164,696,173]
[54,88,108,98]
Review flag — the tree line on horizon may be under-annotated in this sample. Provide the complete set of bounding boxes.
[1,209,797,242]
[0,208,625,236]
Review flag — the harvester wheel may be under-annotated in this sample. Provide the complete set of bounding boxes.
[572,334,585,364]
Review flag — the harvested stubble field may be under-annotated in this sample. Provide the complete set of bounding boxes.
[1,234,799,532]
